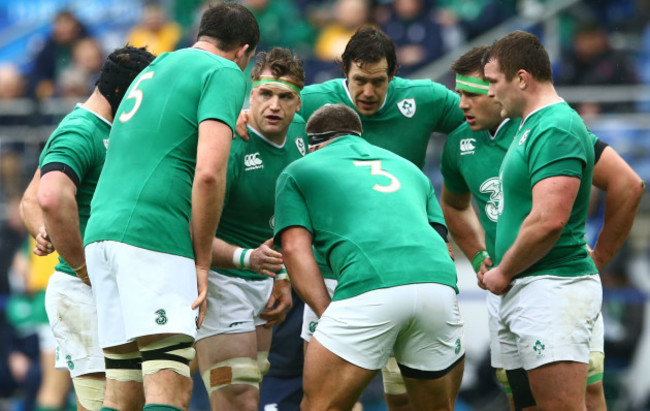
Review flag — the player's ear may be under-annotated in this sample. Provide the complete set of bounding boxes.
[296,96,302,113]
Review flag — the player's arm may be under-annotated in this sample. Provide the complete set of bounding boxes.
[20,169,54,256]
[210,237,283,277]
[37,169,89,284]
[192,119,233,326]
[440,185,490,267]
[484,176,580,294]
[590,146,645,270]
[280,226,330,318]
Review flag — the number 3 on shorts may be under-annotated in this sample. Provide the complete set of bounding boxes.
[119,71,155,123]
[353,160,401,193]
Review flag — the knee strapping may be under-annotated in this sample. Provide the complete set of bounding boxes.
[139,335,195,378]
[257,351,270,376]
[72,377,105,411]
[588,351,604,384]
[495,368,512,396]
[381,357,407,395]
[104,351,143,382]
[201,357,262,395]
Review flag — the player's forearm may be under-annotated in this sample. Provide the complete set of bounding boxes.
[191,172,226,270]
[498,212,564,280]
[591,178,644,269]
[210,237,240,269]
[20,170,44,238]
[39,192,85,268]
[441,202,487,260]
[282,239,330,317]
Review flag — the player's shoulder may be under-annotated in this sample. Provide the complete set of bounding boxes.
[301,79,344,96]
[391,76,450,95]
[446,122,473,142]
[52,106,107,140]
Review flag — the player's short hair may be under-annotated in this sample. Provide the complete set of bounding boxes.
[483,31,552,82]
[198,2,260,53]
[450,46,490,77]
[97,45,155,117]
[341,26,397,78]
[306,104,363,146]
[251,47,305,90]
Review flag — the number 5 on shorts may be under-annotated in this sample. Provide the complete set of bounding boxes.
[119,71,155,123]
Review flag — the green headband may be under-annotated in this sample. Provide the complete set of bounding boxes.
[252,77,301,95]
[456,74,489,95]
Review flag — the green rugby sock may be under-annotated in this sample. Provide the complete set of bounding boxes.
[143,404,184,411]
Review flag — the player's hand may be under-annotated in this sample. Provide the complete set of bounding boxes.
[482,266,511,295]
[193,265,209,328]
[476,256,493,290]
[250,238,283,277]
[74,264,91,287]
[234,109,250,141]
[33,226,54,256]
[261,279,292,327]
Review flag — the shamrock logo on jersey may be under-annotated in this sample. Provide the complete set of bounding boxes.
[533,340,545,357]
[155,309,168,325]
[309,321,318,333]
[397,98,416,118]
[455,339,462,355]
[296,138,306,156]
[519,130,531,146]
[66,355,74,370]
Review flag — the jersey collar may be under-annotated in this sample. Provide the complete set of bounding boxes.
[77,103,112,127]
[248,125,287,149]
[518,100,565,131]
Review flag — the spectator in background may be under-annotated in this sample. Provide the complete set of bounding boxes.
[126,1,181,55]
[29,10,89,99]
[377,0,444,76]
[313,0,370,62]
[555,20,639,113]
[242,0,315,55]
[0,65,26,100]
[57,38,105,98]
[434,0,515,48]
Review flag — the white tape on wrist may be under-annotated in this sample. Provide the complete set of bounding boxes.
[233,248,245,268]
[233,247,253,269]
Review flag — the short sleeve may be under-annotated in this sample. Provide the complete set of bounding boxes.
[528,127,587,187]
[440,129,470,194]
[197,66,246,132]
[274,171,313,244]
[39,129,95,184]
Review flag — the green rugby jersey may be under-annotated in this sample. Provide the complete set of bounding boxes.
[216,117,307,280]
[299,77,464,169]
[274,135,458,301]
[495,102,597,278]
[84,49,246,258]
[441,119,519,258]
[39,105,111,276]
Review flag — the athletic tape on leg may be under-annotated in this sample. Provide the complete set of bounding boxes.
[140,335,195,378]
[201,357,262,395]
[104,351,143,382]
[381,357,407,395]
[72,377,105,411]
[257,351,271,376]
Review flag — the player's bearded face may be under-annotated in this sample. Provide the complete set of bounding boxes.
[346,58,391,116]
[249,82,301,140]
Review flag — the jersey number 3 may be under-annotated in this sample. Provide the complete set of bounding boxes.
[353,160,401,193]
[119,71,155,123]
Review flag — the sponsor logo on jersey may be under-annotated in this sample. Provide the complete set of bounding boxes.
[244,152,264,171]
[296,138,306,156]
[397,98,416,118]
[155,309,168,325]
[519,130,530,146]
[479,177,501,222]
[460,138,476,155]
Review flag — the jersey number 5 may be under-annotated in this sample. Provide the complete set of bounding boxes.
[353,160,401,193]
[118,71,155,123]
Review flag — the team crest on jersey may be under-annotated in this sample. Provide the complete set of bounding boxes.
[269,214,275,229]
[397,98,416,118]
[460,138,476,155]
[103,139,109,149]
[296,138,306,156]
[244,152,263,171]
[519,130,531,146]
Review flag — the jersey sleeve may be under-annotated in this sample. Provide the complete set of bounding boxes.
[426,181,447,227]
[440,128,470,194]
[274,170,313,244]
[527,127,587,187]
[224,138,245,206]
[429,82,465,134]
[197,66,246,132]
[38,129,95,184]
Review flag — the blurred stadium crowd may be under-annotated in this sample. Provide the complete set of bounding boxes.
[0,0,649,410]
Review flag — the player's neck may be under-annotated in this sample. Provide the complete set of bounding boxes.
[521,82,563,119]
[248,120,288,146]
[193,40,233,61]
[83,90,113,123]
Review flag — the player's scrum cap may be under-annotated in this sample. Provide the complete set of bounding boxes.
[456,74,489,95]
[306,104,363,146]
[97,45,156,116]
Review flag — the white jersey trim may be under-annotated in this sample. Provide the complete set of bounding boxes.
[248,126,286,149]
[77,103,112,127]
